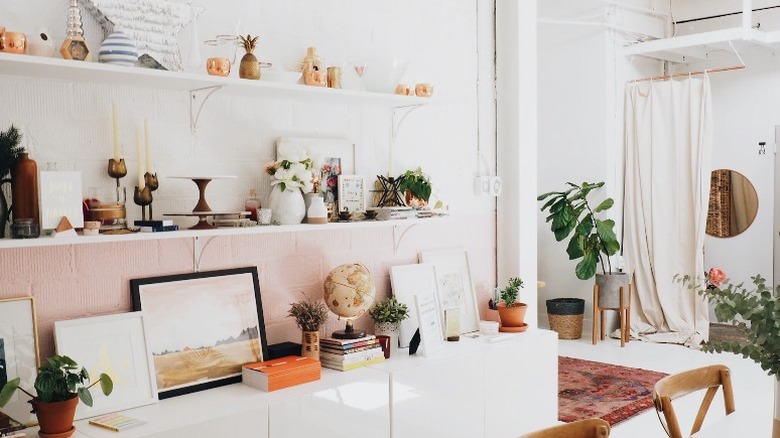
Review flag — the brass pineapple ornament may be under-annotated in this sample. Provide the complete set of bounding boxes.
[239,34,260,80]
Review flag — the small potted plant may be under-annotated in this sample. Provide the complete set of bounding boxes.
[398,167,432,207]
[0,125,24,238]
[288,297,329,360]
[496,277,527,331]
[0,354,113,438]
[369,296,410,356]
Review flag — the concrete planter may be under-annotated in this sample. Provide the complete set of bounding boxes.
[595,272,630,309]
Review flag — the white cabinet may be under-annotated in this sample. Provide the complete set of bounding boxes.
[54,330,556,438]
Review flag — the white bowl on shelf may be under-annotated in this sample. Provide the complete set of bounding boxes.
[359,58,409,93]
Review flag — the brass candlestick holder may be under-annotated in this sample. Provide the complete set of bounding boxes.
[134,185,153,221]
[144,172,159,220]
[108,158,127,188]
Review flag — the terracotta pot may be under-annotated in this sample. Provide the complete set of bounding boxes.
[33,395,78,437]
[497,302,527,327]
[301,330,320,361]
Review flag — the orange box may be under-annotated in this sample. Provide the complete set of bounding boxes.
[242,356,321,392]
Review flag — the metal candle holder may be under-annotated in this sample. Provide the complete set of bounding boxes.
[133,185,153,220]
[144,172,159,220]
[375,174,406,207]
[107,158,127,189]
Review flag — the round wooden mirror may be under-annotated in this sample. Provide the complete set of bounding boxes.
[706,169,759,238]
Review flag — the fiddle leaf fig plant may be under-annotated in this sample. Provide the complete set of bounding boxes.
[0,354,113,408]
[537,181,621,280]
[369,296,410,324]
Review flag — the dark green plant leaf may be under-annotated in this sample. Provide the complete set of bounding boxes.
[78,387,93,407]
[566,235,584,260]
[0,378,20,407]
[593,198,614,213]
[99,374,114,396]
[575,251,598,280]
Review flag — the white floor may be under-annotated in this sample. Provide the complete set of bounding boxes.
[558,332,775,437]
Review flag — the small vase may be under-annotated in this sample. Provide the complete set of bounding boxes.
[268,188,305,225]
[307,195,328,224]
[99,29,139,66]
[375,321,400,357]
[10,153,40,232]
[301,330,320,361]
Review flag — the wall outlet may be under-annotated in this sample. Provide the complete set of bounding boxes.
[475,176,491,195]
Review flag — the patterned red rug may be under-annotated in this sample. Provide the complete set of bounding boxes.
[559,356,669,425]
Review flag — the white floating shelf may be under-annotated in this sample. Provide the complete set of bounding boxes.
[622,27,780,63]
[0,216,448,250]
[0,52,431,109]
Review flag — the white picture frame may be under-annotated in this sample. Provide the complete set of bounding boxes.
[39,171,84,229]
[277,137,357,207]
[414,292,444,357]
[338,175,366,213]
[54,312,158,420]
[418,249,480,334]
[0,297,39,425]
[390,263,440,347]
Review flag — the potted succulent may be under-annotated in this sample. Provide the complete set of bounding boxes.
[287,297,329,360]
[537,181,623,338]
[0,125,24,238]
[369,296,410,356]
[495,277,528,332]
[0,354,113,438]
[676,269,779,437]
[398,167,432,207]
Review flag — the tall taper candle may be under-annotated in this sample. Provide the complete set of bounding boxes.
[137,128,145,189]
[112,102,120,161]
[144,117,152,173]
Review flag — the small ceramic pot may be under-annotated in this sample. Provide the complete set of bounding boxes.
[28,31,55,57]
[206,57,231,76]
[99,30,139,66]
[1,31,27,54]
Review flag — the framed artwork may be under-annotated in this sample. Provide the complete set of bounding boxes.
[130,267,268,399]
[415,292,444,357]
[418,249,480,334]
[0,297,39,425]
[39,171,84,230]
[54,312,158,420]
[338,175,366,213]
[277,137,356,206]
[390,263,440,347]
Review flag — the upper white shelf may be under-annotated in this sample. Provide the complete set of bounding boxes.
[0,216,448,250]
[0,52,431,109]
[622,27,780,62]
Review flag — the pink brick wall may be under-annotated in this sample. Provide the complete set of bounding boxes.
[0,214,495,359]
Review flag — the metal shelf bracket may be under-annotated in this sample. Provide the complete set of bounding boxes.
[190,85,224,133]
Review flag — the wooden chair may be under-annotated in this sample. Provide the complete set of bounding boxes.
[592,282,631,347]
[519,418,610,438]
[653,364,735,438]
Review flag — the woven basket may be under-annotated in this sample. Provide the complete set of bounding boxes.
[548,314,584,339]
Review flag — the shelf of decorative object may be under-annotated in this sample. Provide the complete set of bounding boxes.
[0,52,432,109]
[0,216,449,249]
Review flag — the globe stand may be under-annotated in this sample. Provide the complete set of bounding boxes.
[332,319,366,340]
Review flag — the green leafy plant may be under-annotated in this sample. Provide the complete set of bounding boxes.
[369,296,410,324]
[287,297,329,331]
[0,125,24,178]
[398,167,432,204]
[0,355,113,407]
[499,277,524,307]
[676,273,780,378]
[537,181,621,280]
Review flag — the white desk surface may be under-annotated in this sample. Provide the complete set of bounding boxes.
[690,410,773,437]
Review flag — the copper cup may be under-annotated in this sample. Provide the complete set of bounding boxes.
[395,84,412,96]
[206,57,231,76]
[1,31,26,54]
[414,83,433,97]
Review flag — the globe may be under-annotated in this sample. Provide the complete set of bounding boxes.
[324,263,376,339]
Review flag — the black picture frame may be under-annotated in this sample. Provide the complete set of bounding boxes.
[130,267,268,399]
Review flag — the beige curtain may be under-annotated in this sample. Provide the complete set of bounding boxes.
[623,77,712,345]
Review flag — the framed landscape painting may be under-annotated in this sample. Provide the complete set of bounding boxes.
[130,267,268,399]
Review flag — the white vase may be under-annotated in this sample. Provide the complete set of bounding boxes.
[269,188,305,225]
[375,321,400,357]
[774,378,779,438]
[307,195,328,224]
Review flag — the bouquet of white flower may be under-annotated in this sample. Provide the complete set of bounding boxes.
[264,146,318,193]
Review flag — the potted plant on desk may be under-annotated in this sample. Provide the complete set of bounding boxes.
[495,277,528,332]
[369,296,410,357]
[0,354,113,438]
[288,296,329,361]
[537,181,623,339]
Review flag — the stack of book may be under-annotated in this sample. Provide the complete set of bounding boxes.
[134,220,178,232]
[319,334,385,371]
[371,207,416,221]
[242,355,321,392]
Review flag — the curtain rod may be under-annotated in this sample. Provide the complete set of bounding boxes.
[627,65,746,84]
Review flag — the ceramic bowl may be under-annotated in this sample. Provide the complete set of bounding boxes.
[360,58,409,93]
